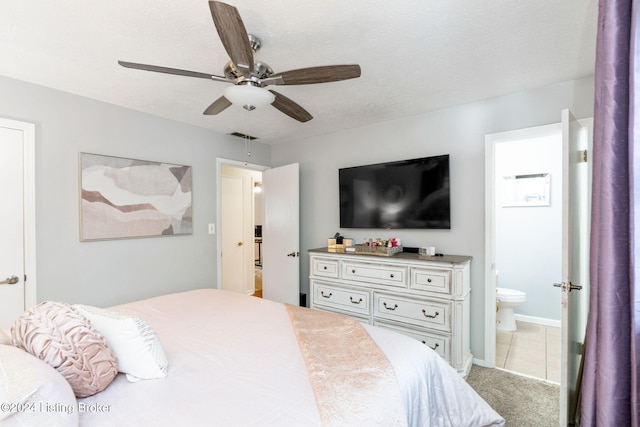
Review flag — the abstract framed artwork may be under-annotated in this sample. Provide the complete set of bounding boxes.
[79,153,193,241]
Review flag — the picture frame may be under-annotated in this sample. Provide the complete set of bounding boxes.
[501,173,551,207]
[79,153,193,241]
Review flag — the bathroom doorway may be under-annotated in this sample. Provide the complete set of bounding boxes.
[487,124,563,381]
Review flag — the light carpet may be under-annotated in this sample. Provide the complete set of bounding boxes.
[466,365,560,427]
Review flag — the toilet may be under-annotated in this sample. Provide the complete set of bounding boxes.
[496,287,527,331]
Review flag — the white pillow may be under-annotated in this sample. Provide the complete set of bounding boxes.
[0,344,79,426]
[74,305,168,382]
[0,329,11,345]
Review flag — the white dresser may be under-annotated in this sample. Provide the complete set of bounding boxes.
[308,248,473,376]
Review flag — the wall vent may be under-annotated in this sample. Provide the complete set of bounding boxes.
[229,132,257,140]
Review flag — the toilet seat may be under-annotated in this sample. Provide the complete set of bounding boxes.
[496,287,526,303]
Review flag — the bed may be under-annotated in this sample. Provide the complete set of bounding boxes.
[1,289,504,426]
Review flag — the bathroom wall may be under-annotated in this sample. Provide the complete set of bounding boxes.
[495,132,562,322]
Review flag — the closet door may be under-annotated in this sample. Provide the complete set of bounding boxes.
[0,118,36,328]
[221,174,250,294]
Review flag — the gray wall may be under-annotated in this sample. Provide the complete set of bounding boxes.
[270,76,595,362]
[0,73,595,362]
[0,75,270,307]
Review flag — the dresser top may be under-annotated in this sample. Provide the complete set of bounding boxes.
[308,247,472,264]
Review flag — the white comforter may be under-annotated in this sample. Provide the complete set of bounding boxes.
[79,289,504,426]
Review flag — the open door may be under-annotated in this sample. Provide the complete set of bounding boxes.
[262,163,300,305]
[558,109,590,426]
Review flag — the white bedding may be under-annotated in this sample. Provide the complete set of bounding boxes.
[78,289,504,426]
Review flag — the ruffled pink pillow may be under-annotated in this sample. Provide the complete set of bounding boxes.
[11,301,118,397]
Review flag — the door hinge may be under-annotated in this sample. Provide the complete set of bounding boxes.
[580,149,588,163]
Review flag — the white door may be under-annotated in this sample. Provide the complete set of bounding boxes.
[221,175,250,294]
[262,163,300,305]
[0,118,36,328]
[558,109,590,425]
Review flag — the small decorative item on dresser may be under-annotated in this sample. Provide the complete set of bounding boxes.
[354,237,403,256]
[420,246,437,256]
[328,232,353,252]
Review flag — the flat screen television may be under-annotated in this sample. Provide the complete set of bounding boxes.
[339,155,450,229]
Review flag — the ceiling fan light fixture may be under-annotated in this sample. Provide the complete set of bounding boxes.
[224,84,275,110]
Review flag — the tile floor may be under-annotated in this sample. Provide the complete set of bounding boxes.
[496,320,561,383]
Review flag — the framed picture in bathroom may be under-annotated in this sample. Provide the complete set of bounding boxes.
[501,173,550,207]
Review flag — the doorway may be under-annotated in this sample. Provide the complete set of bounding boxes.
[484,117,593,383]
[218,160,266,297]
[485,123,562,372]
[217,159,301,305]
[492,125,563,381]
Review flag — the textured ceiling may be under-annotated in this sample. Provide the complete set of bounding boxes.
[0,0,598,144]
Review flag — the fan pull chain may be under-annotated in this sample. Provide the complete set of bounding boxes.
[244,111,252,165]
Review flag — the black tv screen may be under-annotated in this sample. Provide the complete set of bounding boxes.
[339,155,450,229]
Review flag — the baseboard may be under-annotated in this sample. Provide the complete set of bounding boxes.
[514,314,560,328]
[472,357,490,368]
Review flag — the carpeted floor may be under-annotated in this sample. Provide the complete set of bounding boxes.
[466,365,560,426]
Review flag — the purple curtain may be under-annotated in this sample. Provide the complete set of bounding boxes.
[582,0,639,425]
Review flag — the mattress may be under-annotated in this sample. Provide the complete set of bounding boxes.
[72,289,503,426]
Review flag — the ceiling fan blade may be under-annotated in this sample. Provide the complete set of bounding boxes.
[203,96,232,115]
[269,90,313,122]
[118,61,229,83]
[209,1,254,76]
[263,65,361,86]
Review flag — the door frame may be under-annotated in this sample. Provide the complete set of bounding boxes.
[216,157,269,291]
[483,118,592,368]
[0,117,37,311]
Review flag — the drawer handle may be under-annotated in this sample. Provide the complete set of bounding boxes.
[421,341,440,351]
[427,278,432,283]
[422,309,440,319]
[350,297,363,305]
[352,269,356,274]
[383,302,398,311]
[323,266,328,270]
[321,291,332,298]
[390,274,394,278]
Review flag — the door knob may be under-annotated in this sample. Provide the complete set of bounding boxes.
[553,282,583,292]
[0,275,19,285]
[237,242,243,247]
[568,282,583,291]
[287,251,300,257]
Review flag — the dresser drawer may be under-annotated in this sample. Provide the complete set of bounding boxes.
[374,294,451,332]
[341,261,407,289]
[311,256,340,278]
[410,267,451,295]
[374,321,451,360]
[314,305,371,325]
[312,282,371,316]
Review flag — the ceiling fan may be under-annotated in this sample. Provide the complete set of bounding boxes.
[118,0,361,123]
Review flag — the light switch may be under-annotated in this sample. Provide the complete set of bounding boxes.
[208,223,215,234]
